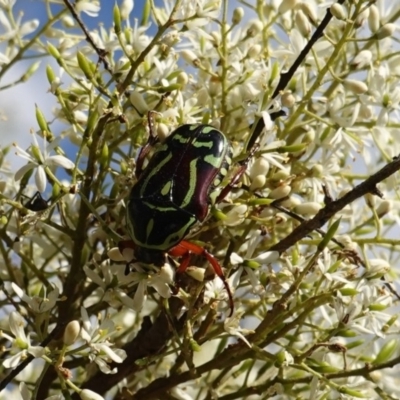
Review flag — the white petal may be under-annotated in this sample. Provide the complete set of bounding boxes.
[95,343,124,363]
[0,51,9,64]
[14,163,35,182]
[11,283,31,304]
[132,280,147,311]
[230,252,243,265]
[253,251,280,264]
[9,312,27,341]
[84,266,105,288]
[76,2,101,17]
[19,382,31,400]
[115,290,136,308]
[3,352,23,369]
[46,155,75,169]
[28,345,45,358]
[80,389,105,400]
[20,19,39,36]
[35,165,46,192]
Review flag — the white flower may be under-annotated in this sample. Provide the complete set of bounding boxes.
[14,132,74,192]
[224,309,254,347]
[129,263,174,311]
[1,312,45,369]
[75,1,100,17]
[230,229,279,296]
[80,308,126,374]
[0,9,38,41]
[204,276,230,308]
[9,282,59,313]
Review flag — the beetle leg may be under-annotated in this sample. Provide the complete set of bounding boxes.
[216,144,259,203]
[169,240,234,316]
[135,111,160,178]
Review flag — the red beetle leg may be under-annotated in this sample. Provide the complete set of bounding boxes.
[169,240,234,316]
[216,144,259,203]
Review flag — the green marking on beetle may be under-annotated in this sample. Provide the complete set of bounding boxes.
[201,126,214,134]
[142,201,179,212]
[161,181,172,196]
[140,152,172,196]
[146,218,154,240]
[213,178,221,187]
[171,134,191,144]
[181,157,198,208]
[193,141,213,148]
[163,216,196,248]
[204,153,222,168]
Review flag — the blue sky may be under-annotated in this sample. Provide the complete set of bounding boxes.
[1,1,149,169]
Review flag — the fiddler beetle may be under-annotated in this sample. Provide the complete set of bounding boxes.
[122,114,256,316]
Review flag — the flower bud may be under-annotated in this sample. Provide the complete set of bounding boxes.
[330,4,346,21]
[281,92,295,108]
[247,44,262,59]
[141,0,150,26]
[343,79,368,95]
[113,4,121,34]
[246,20,263,37]
[129,90,148,114]
[351,50,372,69]
[62,15,75,28]
[295,10,311,37]
[47,42,61,59]
[186,266,205,282]
[157,123,170,142]
[269,184,291,200]
[298,3,317,24]
[278,0,299,14]
[77,51,94,79]
[80,389,105,400]
[250,157,269,180]
[250,175,266,191]
[294,202,322,215]
[232,7,244,25]
[35,105,49,134]
[368,5,380,34]
[177,71,189,86]
[181,50,200,68]
[121,0,134,20]
[46,65,56,85]
[63,320,80,346]
[279,196,300,208]
[336,235,357,251]
[376,23,396,40]
[373,339,398,365]
[376,200,391,218]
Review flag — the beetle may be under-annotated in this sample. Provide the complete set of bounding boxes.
[123,117,255,316]
[22,191,51,212]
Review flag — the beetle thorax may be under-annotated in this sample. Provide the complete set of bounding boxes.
[134,246,166,267]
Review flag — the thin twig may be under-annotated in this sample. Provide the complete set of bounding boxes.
[247,0,346,151]
[62,0,114,76]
